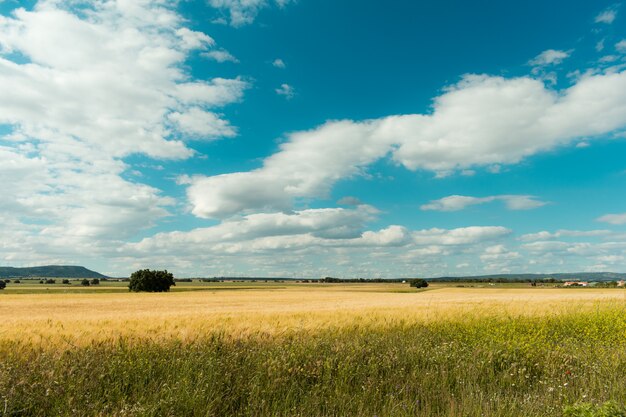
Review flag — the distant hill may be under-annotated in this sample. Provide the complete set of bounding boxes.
[430,272,626,282]
[0,265,108,279]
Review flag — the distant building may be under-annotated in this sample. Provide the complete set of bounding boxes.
[563,281,588,287]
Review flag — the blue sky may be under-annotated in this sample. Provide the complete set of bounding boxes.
[1,0,626,277]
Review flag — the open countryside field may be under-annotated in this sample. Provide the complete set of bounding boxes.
[2,283,626,416]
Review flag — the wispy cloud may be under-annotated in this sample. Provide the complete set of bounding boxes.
[597,213,626,225]
[595,5,619,24]
[203,49,239,63]
[209,0,293,27]
[420,195,547,212]
[529,49,571,66]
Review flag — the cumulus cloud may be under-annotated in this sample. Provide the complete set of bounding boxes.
[617,40,626,53]
[420,195,546,212]
[168,107,237,138]
[0,0,248,264]
[121,210,509,276]
[187,71,626,218]
[412,226,511,246]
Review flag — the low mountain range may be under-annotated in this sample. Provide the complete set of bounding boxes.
[0,266,108,279]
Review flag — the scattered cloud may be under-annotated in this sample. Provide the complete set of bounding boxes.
[275,83,295,98]
[202,49,239,63]
[272,58,286,68]
[595,6,619,24]
[520,230,612,241]
[208,0,293,27]
[597,213,626,225]
[421,195,546,212]
[529,49,571,66]
[616,40,626,53]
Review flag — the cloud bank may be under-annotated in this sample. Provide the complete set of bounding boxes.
[188,71,626,219]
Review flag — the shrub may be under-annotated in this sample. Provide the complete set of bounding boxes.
[81,279,90,286]
[13,280,19,284]
[91,278,100,285]
[409,279,429,288]
[62,279,70,285]
[129,269,175,292]
[0,281,5,290]
[45,279,56,284]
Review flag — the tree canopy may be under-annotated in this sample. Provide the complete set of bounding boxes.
[129,269,175,292]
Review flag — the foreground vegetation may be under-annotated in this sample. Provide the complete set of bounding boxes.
[1,285,625,416]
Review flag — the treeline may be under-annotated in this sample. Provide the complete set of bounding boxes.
[430,277,562,283]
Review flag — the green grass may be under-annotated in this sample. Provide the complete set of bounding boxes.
[2,306,626,416]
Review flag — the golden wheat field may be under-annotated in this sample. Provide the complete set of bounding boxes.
[2,283,624,347]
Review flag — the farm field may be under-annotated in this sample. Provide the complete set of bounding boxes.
[1,283,626,416]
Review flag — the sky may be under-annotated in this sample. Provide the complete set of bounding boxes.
[1,0,626,278]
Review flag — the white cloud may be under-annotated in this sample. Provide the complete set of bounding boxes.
[121,215,508,276]
[0,1,248,264]
[520,230,612,241]
[480,245,520,264]
[168,107,237,138]
[420,195,546,212]
[522,241,571,253]
[597,213,626,225]
[595,6,618,24]
[187,70,626,219]
[209,0,293,27]
[616,40,626,53]
[529,49,571,66]
[202,49,239,63]
[275,83,295,99]
[412,226,511,246]
[272,58,286,68]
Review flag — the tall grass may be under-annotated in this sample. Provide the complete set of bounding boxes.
[2,305,626,416]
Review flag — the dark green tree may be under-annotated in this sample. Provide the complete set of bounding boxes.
[0,280,5,290]
[81,279,90,286]
[409,279,429,288]
[91,278,100,285]
[129,269,175,292]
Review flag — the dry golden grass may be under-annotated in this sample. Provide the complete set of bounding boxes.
[1,284,624,348]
